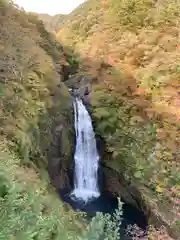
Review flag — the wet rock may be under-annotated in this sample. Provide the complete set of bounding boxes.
[48,120,74,190]
[102,164,144,211]
[47,85,75,191]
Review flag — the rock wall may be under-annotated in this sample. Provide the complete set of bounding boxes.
[47,84,75,191]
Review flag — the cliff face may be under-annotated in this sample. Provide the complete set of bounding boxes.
[48,84,75,191]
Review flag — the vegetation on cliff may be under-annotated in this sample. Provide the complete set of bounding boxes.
[57,0,180,237]
[0,0,80,238]
[0,1,125,239]
[0,0,68,166]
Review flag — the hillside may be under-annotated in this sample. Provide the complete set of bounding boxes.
[57,0,180,238]
[38,13,66,33]
[0,0,82,238]
[0,0,127,239]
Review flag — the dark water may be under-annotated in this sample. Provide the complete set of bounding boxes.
[60,189,148,239]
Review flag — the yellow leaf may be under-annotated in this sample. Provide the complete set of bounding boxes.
[156,185,163,193]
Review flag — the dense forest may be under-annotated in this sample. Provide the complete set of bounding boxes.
[0,0,124,239]
[0,0,179,239]
[0,0,80,238]
[57,0,180,238]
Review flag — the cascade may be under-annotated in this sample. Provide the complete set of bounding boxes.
[72,98,100,202]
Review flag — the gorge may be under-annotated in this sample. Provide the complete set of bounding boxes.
[57,90,148,239]
[0,0,179,239]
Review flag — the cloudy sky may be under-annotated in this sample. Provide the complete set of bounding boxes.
[14,0,86,15]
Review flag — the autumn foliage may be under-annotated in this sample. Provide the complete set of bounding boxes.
[57,0,180,237]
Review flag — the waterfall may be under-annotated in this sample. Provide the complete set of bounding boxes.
[72,98,100,202]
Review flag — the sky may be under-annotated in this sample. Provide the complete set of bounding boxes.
[14,0,86,15]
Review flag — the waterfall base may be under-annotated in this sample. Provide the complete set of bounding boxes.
[71,188,100,202]
[60,189,148,239]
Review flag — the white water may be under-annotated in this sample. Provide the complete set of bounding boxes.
[72,98,100,202]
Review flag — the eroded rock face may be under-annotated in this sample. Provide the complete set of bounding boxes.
[48,122,74,190]
[47,85,75,191]
[102,165,144,211]
[65,74,93,105]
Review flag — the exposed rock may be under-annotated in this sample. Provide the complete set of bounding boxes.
[102,163,146,212]
[48,123,72,189]
[47,74,95,192]
[65,74,95,107]
[47,85,75,191]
